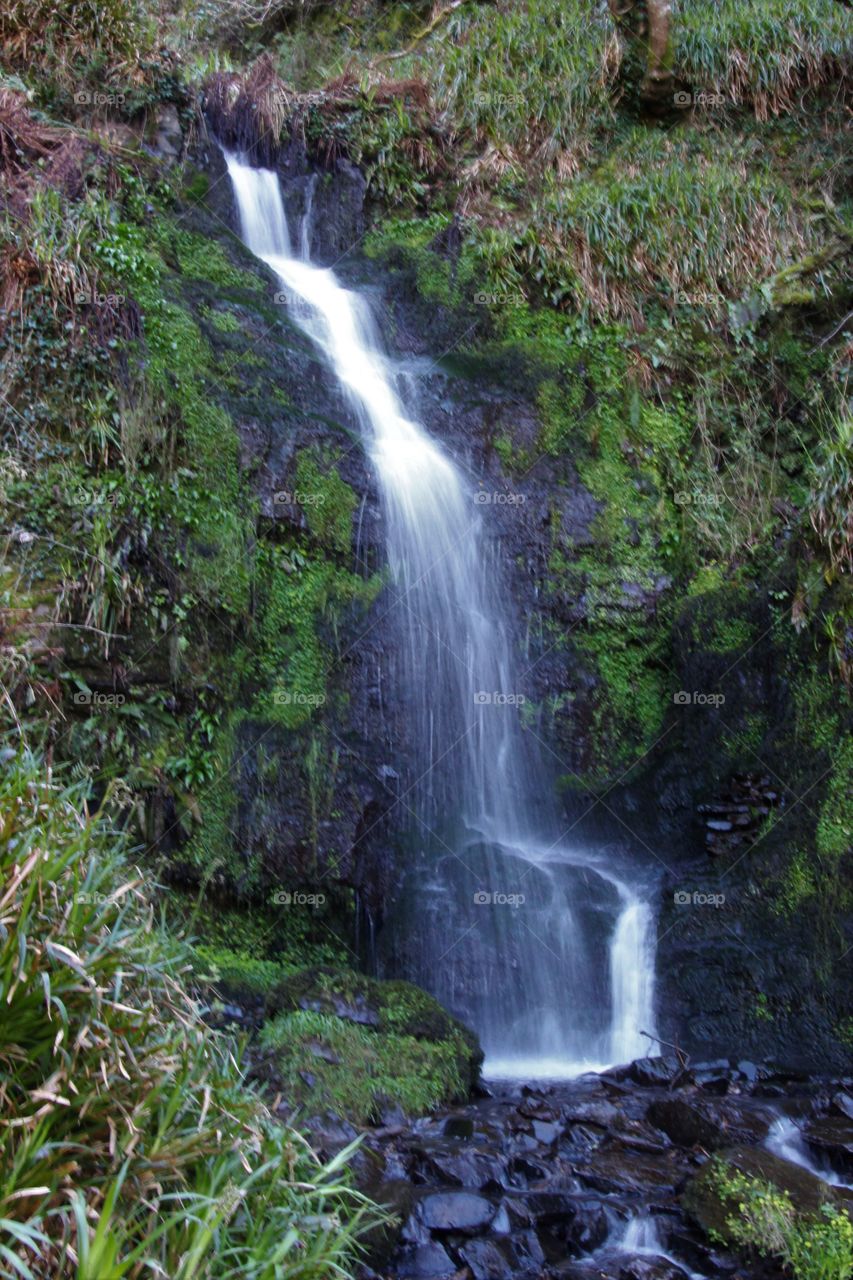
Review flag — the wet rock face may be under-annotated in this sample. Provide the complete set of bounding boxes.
[353,1059,850,1280]
[181,138,850,1065]
[697,773,783,859]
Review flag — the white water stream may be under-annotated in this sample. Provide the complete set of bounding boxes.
[224,151,658,1072]
[767,1115,853,1189]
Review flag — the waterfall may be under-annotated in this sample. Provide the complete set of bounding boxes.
[224,150,658,1072]
[608,887,657,1064]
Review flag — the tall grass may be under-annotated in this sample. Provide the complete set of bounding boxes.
[514,129,811,318]
[435,0,618,161]
[0,747,383,1278]
[0,0,155,86]
[809,406,853,583]
[675,0,851,119]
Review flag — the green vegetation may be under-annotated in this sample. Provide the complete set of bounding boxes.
[0,747,382,1278]
[1,0,851,1268]
[260,967,482,1124]
[262,1011,473,1124]
[675,0,851,118]
[707,1162,853,1280]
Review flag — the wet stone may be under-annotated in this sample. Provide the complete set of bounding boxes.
[625,1056,686,1088]
[416,1148,507,1189]
[831,1092,853,1121]
[393,1242,456,1278]
[456,1236,515,1279]
[508,1153,553,1185]
[578,1144,681,1195]
[647,1098,722,1150]
[519,1095,558,1121]
[533,1119,561,1145]
[619,1257,690,1280]
[443,1115,475,1140]
[420,1190,496,1234]
[562,1100,621,1127]
[802,1117,853,1175]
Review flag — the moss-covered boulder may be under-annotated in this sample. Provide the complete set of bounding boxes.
[684,1146,851,1243]
[258,966,483,1123]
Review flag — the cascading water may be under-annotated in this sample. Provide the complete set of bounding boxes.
[224,150,658,1072]
[767,1117,853,1190]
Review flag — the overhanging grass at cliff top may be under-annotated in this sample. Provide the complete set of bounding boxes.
[421,0,849,157]
[675,0,851,116]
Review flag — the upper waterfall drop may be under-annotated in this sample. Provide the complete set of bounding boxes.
[223,148,658,1073]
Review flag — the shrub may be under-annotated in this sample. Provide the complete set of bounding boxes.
[709,1162,853,1280]
[809,409,853,583]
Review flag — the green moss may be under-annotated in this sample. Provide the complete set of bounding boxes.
[137,258,254,615]
[261,967,481,1122]
[181,714,246,884]
[261,1010,470,1123]
[159,226,263,294]
[193,945,286,997]
[200,304,242,334]
[721,712,769,761]
[815,738,853,867]
[687,563,728,597]
[494,432,531,473]
[250,546,380,730]
[707,615,755,654]
[182,171,210,204]
[294,449,358,556]
[364,213,479,308]
[774,850,819,918]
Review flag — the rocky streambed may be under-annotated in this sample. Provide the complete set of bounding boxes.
[321,1056,853,1280]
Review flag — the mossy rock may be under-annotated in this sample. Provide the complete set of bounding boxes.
[261,966,482,1122]
[267,965,482,1061]
[684,1145,849,1243]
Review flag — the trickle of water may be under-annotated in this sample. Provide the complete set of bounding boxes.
[767,1116,853,1189]
[619,1215,664,1253]
[224,149,659,1071]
